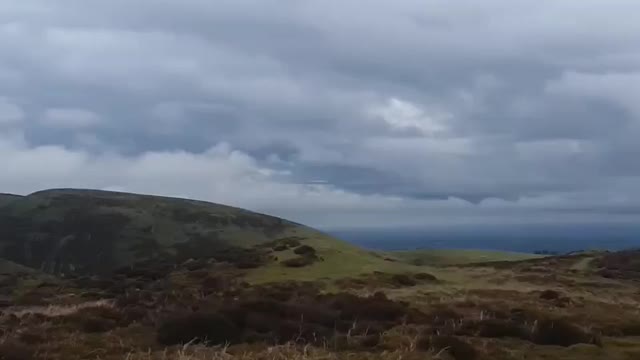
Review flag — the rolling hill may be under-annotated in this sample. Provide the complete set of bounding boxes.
[0,192,22,207]
[0,188,354,275]
[3,189,640,360]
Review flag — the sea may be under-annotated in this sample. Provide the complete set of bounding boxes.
[326,223,640,254]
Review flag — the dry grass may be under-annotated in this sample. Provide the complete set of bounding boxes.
[4,299,114,317]
[124,343,435,360]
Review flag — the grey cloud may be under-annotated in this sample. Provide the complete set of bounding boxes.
[1,1,640,227]
[0,98,25,125]
[40,108,102,129]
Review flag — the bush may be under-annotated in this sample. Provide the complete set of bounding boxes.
[236,260,263,269]
[414,272,438,281]
[539,290,561,300]
[330,293,409,322]
[0,340,35,360]
[281,256,315,268]
[430,336,478,360]
[157,312,241,345]
[476,319,530,339]
[618,322,640,336]
[427,307,463,327]
[273,244,288,252]
[277,237,302,247]
[293,245,316,256]
[122,306,148,324]
[531,319,592,347]
[391,274,417,287]
[415,335,431,351]
[17,329,45,345]
[56,305,126,332]
[357,334,380,348]
[201,276,224,292]
[187,269,209,279]
[81,317,117,333]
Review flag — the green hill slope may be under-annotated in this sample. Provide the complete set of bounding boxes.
[0,189,338,275]
[389,248,544,266]
[0,193,22,207]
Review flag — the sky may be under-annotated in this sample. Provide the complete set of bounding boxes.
[2,1,640,229]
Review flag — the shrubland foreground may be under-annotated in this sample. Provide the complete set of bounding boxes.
[2,190,640,359]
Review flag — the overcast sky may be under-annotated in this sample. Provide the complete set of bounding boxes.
[2,1,640,228]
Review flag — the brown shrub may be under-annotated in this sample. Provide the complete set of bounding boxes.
[426,307,463,327]
[328,293,409,323]
[81,317,117,333]
[618,322,640,336]
[415,335,432,351]
[391,274,417,287]
[539,290,561,300]
[157,312,241,345]
[293,245,316,256]
[46,304,136,334]
[0,340,35,360]
[187,269,210,279]
[115,290,154,307]
[77,305,123,322]
[185,260,208,271]
[273,244,288,252]
[17,329,45,345]
[277,237,302,247]
[476,319,530,339]
[357,334,381,348]
[531,319,593,347]
[414,272,437,281]
[430,336,478,360]
[201,276,225,292]
[122,306,148,324]
[289,320,334,343]
[236,261,262,269]
[242,312,278,334]
[281,256,315,268]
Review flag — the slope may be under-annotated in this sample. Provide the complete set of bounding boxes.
[0,188,337,275]
[0,192,22,207]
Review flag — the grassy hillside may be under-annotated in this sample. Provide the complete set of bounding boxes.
[0,193,22,207]
[3,189,640,360]
[0,189,335,275]
[390,248,544,266]
[245,236,419,283]
[0,188,550,281]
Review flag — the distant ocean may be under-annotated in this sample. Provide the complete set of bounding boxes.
[326,223,640,254]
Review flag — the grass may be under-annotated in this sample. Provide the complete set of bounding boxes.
[0,188,329,275]
[244,235,421,283]
[0,193,21,207]
[4,299,113,317]
[6,189,640,360]
[124,343,438,360]
[389,249,544,266]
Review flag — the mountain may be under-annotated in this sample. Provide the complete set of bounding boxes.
[0,188,340,275]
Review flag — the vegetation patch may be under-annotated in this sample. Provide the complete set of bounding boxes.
[281,256,316,268]
[157,312,241,345]
[0,339,34,360]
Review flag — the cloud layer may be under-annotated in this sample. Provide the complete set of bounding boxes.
[2,0,640,228]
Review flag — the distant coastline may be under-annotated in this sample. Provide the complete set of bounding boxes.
[327,222,640,253]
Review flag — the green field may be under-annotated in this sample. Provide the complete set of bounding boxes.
[388,248,544,266]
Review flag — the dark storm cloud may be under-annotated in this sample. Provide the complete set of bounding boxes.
[2,0,640,227]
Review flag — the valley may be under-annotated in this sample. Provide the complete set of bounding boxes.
[1,190,640,360]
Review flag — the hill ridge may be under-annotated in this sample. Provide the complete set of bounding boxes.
[0,188,331,275]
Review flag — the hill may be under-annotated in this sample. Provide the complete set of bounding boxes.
[3,189,640,360]
[0,192,22,207]
[0,188,355,275]
[389,248,544,266]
